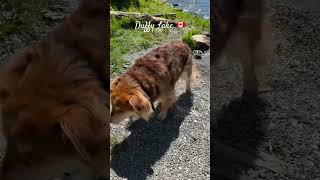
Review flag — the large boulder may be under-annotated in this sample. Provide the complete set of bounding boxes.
[192,34,210,51]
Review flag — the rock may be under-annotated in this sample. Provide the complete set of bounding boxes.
[191,34,210,51]
[202,32,210,37]
[42,10,65,22]
[194,54,202,59]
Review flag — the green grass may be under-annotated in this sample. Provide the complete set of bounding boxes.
[182,28,202,50]
[0,0,54,41]
[110,0,210,75]
[110,16,169,74]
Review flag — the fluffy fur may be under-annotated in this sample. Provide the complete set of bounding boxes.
[0,0,108,178]
[111,41,193,123]
[213,0,274,96]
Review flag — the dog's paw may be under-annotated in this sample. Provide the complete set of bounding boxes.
[186,84,191,92]
[242,89,258,98]
[258,86,272,94]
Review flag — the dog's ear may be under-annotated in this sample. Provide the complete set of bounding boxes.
[129,93,152,120]
[59,106,107,173]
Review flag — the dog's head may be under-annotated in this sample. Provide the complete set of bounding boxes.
[110,76,153,124]
[0,43,108,176]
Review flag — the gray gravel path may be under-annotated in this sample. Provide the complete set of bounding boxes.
[110,45,210,179]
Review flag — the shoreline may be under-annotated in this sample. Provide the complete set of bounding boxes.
[164,0,210,19]
[110,0,210,75]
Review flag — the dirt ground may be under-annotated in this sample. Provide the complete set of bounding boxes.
[212,0,320,179]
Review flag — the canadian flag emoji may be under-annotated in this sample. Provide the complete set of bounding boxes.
[176,21,186,28]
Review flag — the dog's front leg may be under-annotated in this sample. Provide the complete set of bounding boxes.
[241,41,260,97]
[158,90,176,120]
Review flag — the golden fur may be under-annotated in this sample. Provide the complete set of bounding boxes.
[0,0,108,178]
[111,41,193,123]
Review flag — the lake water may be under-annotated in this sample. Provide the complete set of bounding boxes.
[166,0,210,19]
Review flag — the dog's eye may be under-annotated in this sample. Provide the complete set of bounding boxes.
[114,106,120,111]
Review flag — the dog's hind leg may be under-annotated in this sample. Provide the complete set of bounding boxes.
[181,55,193,92]
[242,53,259,97]
[241,20,262,97]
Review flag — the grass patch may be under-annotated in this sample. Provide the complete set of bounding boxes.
[110,16,168,74]
[182,28,201,50]
[110,0,141,11]
[110,0,209,75]
[0,0,55,41]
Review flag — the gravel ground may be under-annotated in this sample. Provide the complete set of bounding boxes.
[110,44,210,179]
[212,0,320,179]
[0,0,78,64]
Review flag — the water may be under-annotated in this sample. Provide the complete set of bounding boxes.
[166,0,210,19]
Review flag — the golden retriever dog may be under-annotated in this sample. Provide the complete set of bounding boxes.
[110,41,192,123]
[213,0,274,96]
[0,0,108,179]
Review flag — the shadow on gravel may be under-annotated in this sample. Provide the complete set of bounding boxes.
[111,91,194,180]
[213,96,269,180]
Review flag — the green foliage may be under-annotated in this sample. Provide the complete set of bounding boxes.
[182,28,201,50]
[110,0,210,75]
[110,26,167,75]
[110,0,140,11]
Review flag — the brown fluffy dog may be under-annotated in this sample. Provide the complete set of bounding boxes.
[0,0,108,178]
[111,41,192,123]
[213,0,274,96]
